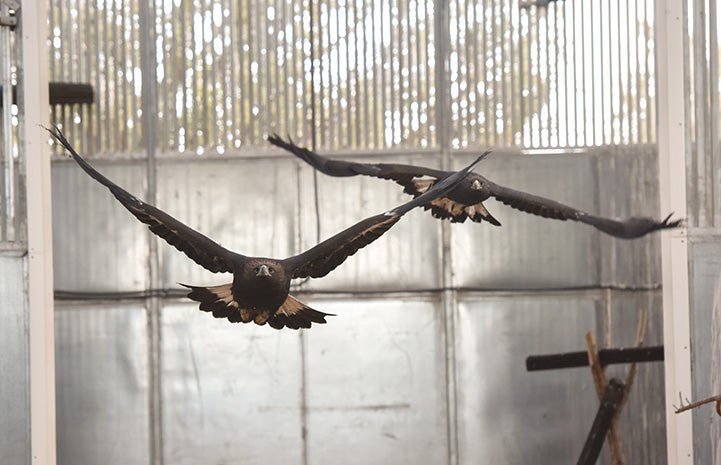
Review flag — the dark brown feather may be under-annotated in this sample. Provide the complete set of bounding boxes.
[48,126,239,273]
[287,214,401,279]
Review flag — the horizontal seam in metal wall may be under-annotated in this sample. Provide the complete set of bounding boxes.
[53,283,662,304]
[47,143,659,163]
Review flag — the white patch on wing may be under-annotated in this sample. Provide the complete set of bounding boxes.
[205,283,234,303]
[470,202,493,220]
[411,177,437,194]
[277,294,308,316]
[203,283,241,310]
[428,196,498,222]
[431,197,465,216]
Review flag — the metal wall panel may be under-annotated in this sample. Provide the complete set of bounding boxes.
[450,152,599,289]
[52,161,149,292]
[689,241,721,465]
[450,148,666,290]
[455,294,599,464]
[55,303,149,465]
[156,157,300,288]
[299,154,444,293]
[304,298,447,465]
[684,0,721,229]
[595,146,663,287]
[0,255,29,465]
[161,302,304,465]
[605,290,667,465]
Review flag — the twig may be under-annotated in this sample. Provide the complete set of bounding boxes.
[617,310,648,416]
[675,394,721,415]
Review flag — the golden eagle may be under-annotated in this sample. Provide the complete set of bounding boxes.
[268,135,681,238]
[48,127,487,329]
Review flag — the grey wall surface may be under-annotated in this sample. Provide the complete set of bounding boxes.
[55,303,150,465]
[0,254,30,465]
[689,241,721,465]
[52,146,668,465]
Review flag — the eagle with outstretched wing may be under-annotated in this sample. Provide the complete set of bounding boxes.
[48,127,487,330]
[268,135,681,238]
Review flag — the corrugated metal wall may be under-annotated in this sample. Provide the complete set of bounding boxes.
[47,1,667,464]
[0,3,29,463]
[683,0,721,463]
[52,151,668,465]
[0,255,30,465]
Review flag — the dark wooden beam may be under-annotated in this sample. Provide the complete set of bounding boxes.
[526,345,664,371]
[0,82,94,106]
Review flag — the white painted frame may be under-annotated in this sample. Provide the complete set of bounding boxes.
[655,0,694,464]
[18,1,56,464]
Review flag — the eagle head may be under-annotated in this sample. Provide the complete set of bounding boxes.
[254,264,274,278]
[470,179,483,191]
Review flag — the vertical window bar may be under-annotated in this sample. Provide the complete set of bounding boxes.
[281,0,290,135]
[534,4,541,147]
[360,0,369,147]
[227,0,237,148]
[710,0,720,227]
[647,0,655,143]
[691,0,702,213]
[482,0,489,147]
[576,2,593,146]
[391,0,399,146]
[553,2,566,147]
[626,0,634,144]
[492,0,499,147]
[1,1,13,242]
[402,0,410,145]
[512,0,516,147]
[567,1,574,147]
[639,0,649,143]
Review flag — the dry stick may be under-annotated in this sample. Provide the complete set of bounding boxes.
[606,310,648,465]
[675,394,721,415]
[586,332,625,465]
[617,310,648,416]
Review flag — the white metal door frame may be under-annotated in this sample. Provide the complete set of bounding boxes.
[16,1,55,464]
[655,0,694,464]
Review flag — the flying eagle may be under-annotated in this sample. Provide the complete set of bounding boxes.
[268,135,681,239]
[48,127,487,330]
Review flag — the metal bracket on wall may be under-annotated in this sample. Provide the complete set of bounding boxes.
[0,0,19,29]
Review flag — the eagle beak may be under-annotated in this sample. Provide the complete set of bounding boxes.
[256,264,272,278]
[470,179,482,190]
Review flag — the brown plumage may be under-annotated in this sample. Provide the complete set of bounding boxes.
[48,127,487,329]
[268,135,682,238]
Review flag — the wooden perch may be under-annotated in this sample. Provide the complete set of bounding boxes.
[0,82,94,106]
[526,310,654,464]
[525,346,663,371]
[586,332,625,465]
[576,378,626,465]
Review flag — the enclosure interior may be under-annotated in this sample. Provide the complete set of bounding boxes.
[2,0,721,464]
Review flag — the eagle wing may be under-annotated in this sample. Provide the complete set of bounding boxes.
[285,151,489,278]
[267,134,450,197]
[267,135,504,224]
[49,127,241,273]
[487,180,682,238]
